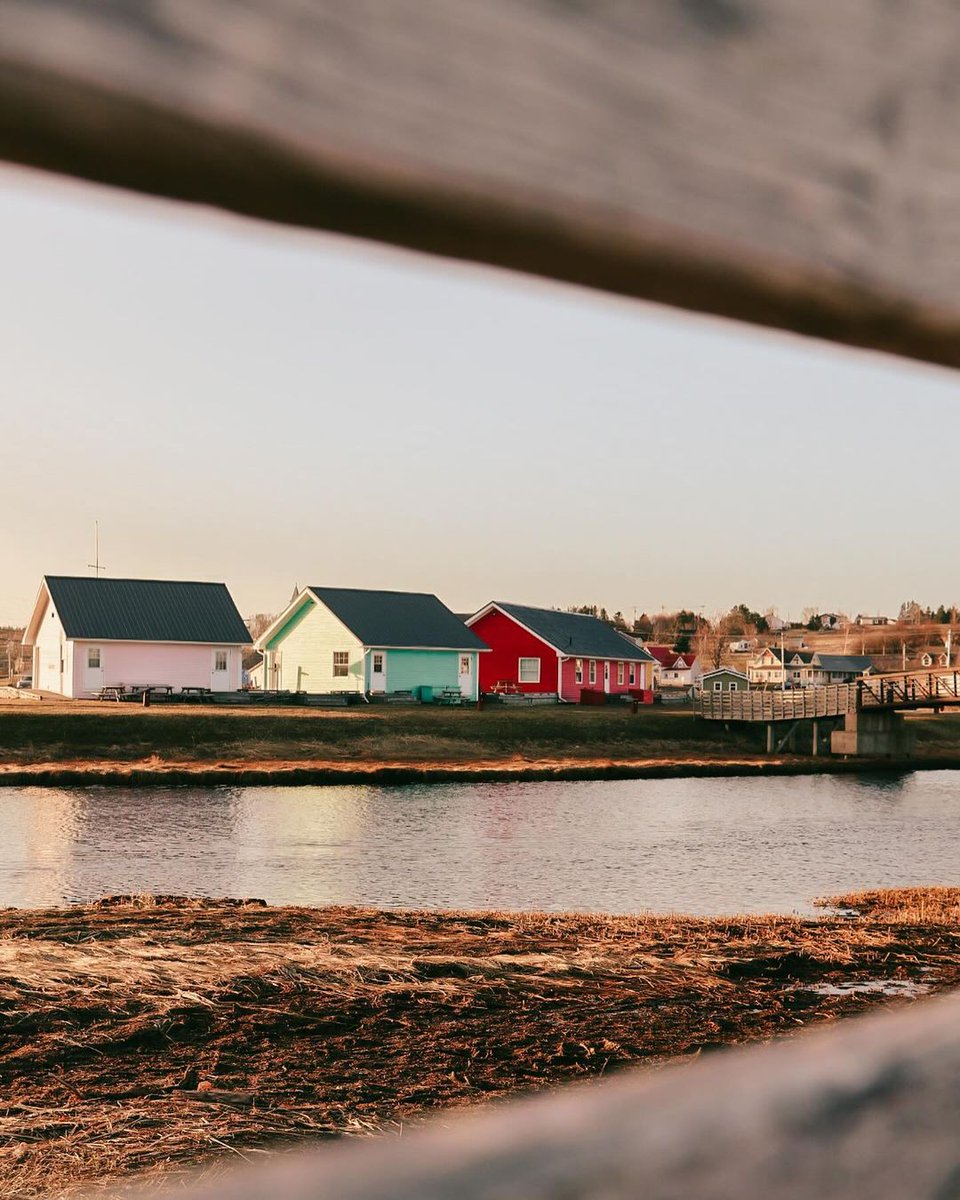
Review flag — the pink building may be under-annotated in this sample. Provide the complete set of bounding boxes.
[23,576,251,698]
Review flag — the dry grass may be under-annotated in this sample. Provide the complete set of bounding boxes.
[3,892,960,1198]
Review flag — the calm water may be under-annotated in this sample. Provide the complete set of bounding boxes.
[2,772,959,915]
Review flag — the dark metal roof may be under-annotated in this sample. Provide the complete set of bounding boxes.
[487,603,654,661]
[44,576,252,644]
[811,654,873,673]
[308,588,488,650]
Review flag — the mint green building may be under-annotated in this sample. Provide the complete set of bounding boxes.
[254,587,488,700]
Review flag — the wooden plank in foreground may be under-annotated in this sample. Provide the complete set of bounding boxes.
[2,1,960,367]
[134,991,960,1200]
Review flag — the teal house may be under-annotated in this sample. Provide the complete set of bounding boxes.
[254,587,488,700]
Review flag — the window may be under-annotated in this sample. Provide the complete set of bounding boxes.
[87,648,101,669]
[518,657,540,684]
[588,660,596,685]
[629,664,636,686]
[617,662,625,686]
[333,651,349,677]
[373,653,384,673]
[575,658,583,684]
[214,650,227,672]
[713,680,723,692]
[459,655,471,674]
[730,682,739,691]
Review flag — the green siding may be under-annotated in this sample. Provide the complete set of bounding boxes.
[383,650,459,694]
[265,595,314,651]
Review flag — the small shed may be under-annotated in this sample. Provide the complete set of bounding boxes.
[701,668,751,694]
[254,587,488,699]
[23,576,251,697]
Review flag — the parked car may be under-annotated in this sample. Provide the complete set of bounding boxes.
[15,675,32,689]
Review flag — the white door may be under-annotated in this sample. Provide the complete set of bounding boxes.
[603,660,610,693]
[458,653,474,698]
[370,651,387,693]
[211,648,230,690]
[83,646,104,694]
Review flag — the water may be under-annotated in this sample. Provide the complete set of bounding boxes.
[1,772,959,915]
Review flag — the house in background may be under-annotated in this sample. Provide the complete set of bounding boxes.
[700,667,750,693]
[22,576,251,697]
[254,587,487,699]
[747,647,814,688]
[855,614,891,626]
[799,654,874,687]
[646,646,702,691]
[466,603,654,701]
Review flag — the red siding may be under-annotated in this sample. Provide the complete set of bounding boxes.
[560,655,640,702]
[470,609,559,694]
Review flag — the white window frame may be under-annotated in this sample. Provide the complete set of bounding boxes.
[629,663,636,686]
[588,660,597,685]
[730,682,739,691]
[333,651,350,678]
[617,661,625,686]
[575,658,583,685]
[713,680,723,692]
[87,647,101,669]
[214,650,228,672]
[372,652,384,673]
[518,657,541,684]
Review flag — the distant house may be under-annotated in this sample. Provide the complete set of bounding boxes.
[855,614,891,626]
[799,654,874,687]
[254,587,488,699]
[646,646,702,690]
[700,667,750,693]
[765,612,790,632]
[919,650,950,669]
[465,603,654,701]
[747,647,814,688]
[728,639,755,653]
[819,613,845,631]
[23,576,251,697]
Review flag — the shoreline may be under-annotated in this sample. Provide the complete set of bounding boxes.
[0,753,958,787]
[3,889,960,1199]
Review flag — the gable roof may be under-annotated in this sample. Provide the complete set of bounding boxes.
[308,588,488,650]
[756,647,814,665]
[470,603,653,661]
[701,667,750,682]
[27,577,251,645]
[646,645,697,669]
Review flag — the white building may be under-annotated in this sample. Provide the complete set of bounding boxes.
[23,576,251,698]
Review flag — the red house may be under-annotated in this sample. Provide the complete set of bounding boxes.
[466,602,656,702]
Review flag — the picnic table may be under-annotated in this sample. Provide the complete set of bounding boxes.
[96,685,125,702]
[180,686,213,702]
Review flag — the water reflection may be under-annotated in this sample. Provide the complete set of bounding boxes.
[0,772,958,914]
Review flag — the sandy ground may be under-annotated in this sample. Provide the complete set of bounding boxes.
[2,889,959,1198]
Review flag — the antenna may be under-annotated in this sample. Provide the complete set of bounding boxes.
[88,521,106,577]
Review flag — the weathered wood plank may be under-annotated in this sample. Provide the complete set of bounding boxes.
[3,1,960,365]
[130,993,960,1200]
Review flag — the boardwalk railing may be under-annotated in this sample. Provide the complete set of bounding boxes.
[698,684,858,722]
[861,669,960,709]
[699,669,960,722]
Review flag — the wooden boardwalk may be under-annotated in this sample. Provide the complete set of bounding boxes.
[698,669,960,723]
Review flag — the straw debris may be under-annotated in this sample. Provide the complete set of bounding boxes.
[2,891,960,1198]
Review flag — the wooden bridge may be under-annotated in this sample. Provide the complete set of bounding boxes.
[698,669,960,722]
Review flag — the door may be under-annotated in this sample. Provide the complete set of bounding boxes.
[83,646,104,695]
[370,651,387,693]
[211,648,230,691]
[603,660,610,693]
[458,653,474,698]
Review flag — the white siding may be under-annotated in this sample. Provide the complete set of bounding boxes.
[274,600,364,692]
[34,596,68,695]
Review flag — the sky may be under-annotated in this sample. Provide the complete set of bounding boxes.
[1,163,957,628]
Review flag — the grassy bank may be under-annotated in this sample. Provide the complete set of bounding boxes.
[2,703,960,784]
[2,889,960,1197]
